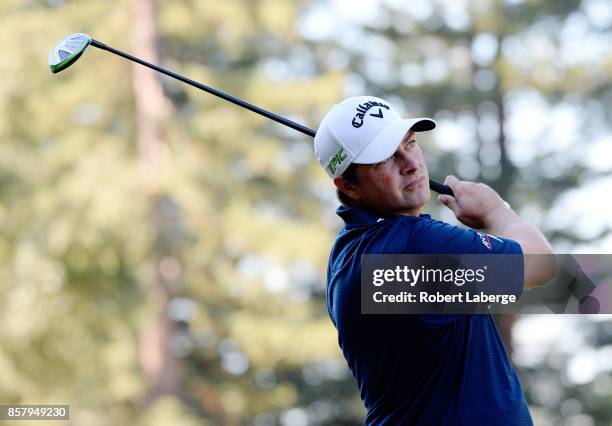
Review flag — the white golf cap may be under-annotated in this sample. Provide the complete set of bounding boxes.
[314,96,436,178]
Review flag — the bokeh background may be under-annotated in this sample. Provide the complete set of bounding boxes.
[1,0,612,424]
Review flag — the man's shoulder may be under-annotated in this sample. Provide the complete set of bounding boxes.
[329,214,442,259]
[389,214,462,239]
[332,213,458,247]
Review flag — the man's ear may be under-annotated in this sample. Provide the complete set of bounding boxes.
[334,176,361,201]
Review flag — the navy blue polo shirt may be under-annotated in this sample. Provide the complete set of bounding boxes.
[327,205,532,426]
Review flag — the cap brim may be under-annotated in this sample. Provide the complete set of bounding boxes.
[352,118,436,164]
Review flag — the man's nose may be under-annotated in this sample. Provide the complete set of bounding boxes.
[397,150,419,174]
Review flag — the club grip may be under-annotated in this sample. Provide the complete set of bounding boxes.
[429,179,453,196]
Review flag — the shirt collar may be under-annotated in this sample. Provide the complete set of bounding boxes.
[337,205,431,228]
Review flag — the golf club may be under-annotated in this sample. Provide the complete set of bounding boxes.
[49,33,453,196]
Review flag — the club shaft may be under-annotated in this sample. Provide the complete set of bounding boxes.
[90,39,453,196]
[91,39,315,137]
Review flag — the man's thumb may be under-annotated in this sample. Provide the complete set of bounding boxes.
[438,195,458,212]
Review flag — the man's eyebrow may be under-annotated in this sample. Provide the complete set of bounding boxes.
[401,131,417,143]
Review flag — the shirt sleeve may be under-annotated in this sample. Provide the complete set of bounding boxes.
[403,217,524,327]
[406,217,522,255]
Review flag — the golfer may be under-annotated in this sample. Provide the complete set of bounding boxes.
[314,96,555,425]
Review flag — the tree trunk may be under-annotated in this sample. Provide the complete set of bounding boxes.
[130,0,184,405]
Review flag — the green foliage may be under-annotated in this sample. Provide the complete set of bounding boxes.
[0,0,357,424]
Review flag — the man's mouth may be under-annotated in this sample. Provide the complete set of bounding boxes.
[404,176,425,190]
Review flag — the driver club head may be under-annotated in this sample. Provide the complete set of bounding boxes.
[48,33,92,74]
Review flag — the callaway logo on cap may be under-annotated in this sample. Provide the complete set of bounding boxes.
[314,96,437,178]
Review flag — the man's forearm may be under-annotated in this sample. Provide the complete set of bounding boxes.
[483,206,556,289]
[483,207,550,252]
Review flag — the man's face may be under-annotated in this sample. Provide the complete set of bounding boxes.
[343,131,431,216]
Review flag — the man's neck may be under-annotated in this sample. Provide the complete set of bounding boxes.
[352,202,423,218]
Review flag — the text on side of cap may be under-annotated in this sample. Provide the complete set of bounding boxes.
[327,148,348,175]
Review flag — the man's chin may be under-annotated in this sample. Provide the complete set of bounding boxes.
[407,187,430,203]
[400,191,430,214]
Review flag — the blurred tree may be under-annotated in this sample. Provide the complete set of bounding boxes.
[130,0,185,407]
[0,0,358,424]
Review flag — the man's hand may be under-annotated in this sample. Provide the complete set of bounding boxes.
[437,175,511,230]
[437,175,556,289]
